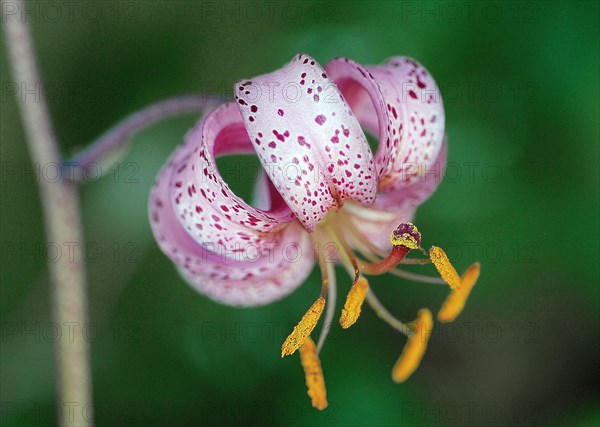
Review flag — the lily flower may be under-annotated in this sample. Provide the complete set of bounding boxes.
[148,53,480,410]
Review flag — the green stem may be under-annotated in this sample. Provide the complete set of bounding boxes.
[2,1,92,425]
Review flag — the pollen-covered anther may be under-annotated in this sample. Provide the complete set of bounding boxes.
[339,276,369,329]
[429,246,461,289]
[299,337,328,410]
[389,222,421,249]
[392,308,433,383]
[282,297,325,357]
[438,262,480,323]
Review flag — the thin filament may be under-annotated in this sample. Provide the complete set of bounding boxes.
[324,223,360,284]
[389,268,447,285]
[316,259,337,353]
[365,288,412,337]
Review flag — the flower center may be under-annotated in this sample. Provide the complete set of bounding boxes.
[281,206,481,410]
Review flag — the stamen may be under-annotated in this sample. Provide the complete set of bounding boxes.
[429,246,461,289]
[438,262,480,323]
[400,258,431,265]
[389,268,447,285]
[360,223,421,276]
[299,337,328,410]
[325,222,359,284]
[365,288,412,336]
[392,308,434,383]
[316,256,337,353]
[282,297,325,357]
[339,276,369,329]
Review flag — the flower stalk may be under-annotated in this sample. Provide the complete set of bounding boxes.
[2,1,92,425]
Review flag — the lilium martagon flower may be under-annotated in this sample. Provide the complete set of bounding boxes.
[149,53,481,410]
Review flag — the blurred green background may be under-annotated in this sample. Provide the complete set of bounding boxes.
[1,0,598,426]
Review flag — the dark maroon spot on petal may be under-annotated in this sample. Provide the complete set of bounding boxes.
[250,105,258,113]
[269,141,277,148]
[278,109,284,116]
[409,90,418,100]
[315,115,326,125]
[273,130,285,142]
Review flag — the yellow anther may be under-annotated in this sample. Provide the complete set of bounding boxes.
[282,297,325,357]
[299,337,328,410]
[339,277,369,329]
[429,246,461,289]
[392,308,433,383]
[438,262,480,323]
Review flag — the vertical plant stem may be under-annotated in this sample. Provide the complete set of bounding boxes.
[2,1,93,425]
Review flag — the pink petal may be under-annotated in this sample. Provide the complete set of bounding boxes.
[176,221,315,306]
[325,56,445,194]
[170,102,294,254]
[234,53,377,231]
[345,202,416,252]
[346,140,447,252]
[372,138,447,211]
[148,102,314,306]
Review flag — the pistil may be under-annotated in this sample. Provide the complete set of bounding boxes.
[360,223,422,275]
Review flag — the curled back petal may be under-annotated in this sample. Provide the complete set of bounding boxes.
[325,56,445,195]
[148,102,314,306]
[234,53,377,231]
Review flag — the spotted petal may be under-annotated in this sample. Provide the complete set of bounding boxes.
[345,139,447,252]
[234,53,377,231]
[148,102,314,306]
[325,56,445,194]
